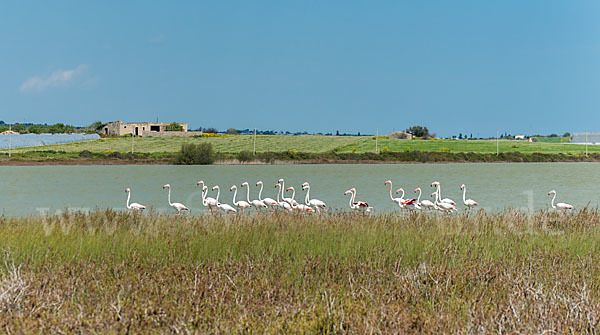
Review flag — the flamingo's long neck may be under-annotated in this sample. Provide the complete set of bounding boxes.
[245,185,251,203]
[352,189,357,204]
[388,182,393,200]
[126,191,131,209]
[258,183,264,201]
[215,187,220,204]
[290,188,296,203]
[202,187,207,206]
[347,192,353,208]
[167,187,173,206]
[305,186,310,205]
[551,193,557,209]
[416,189,422,204]
[276,185,281,202]
[232,187,238,205]
[399,189,405,199]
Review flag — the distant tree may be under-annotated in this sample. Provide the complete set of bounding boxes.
[563,132,571,138]
[12,123,27,134]
[549,133,558,137]
[88,121,106,132]
[357,132,361,136]
[203,127,218,133]
[226,128,239,134]
[28,125,43,134]
[336,130,340,136]
[405,126,430,139]
[166,122,184,131]
[458,133,463,139]
[0,121,5,125]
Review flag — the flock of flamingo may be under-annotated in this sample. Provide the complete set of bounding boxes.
[125,179,575,214]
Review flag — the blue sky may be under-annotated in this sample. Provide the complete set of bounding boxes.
[1,1,599,137]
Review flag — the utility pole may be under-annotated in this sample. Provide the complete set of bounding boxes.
[8,125,12,158]
[253,127,256,155]
[586,132,588,157]
[496,130,499,155]
[375,128,379,153]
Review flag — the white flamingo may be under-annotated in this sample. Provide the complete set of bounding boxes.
[230,185,251,213]
[242,182,267,211]
[415,188,435,210]
[394,188,408,211]
[197,181,217,213]
[286,187,315,212]
[431,181,456,205]
[278,178,298,206]
[344,188,372,212]
[275,183,293,211]
[460,184,479,209]
[162,184,189,214]
[212,185,237,213]
[256,181,278,210]
[548,190,574,211]
[301,182,326,213]
[125,188,146,211]
[384,180,404,208]
[432,190,456,213]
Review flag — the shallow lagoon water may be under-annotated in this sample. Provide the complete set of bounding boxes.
[0,162,598,216]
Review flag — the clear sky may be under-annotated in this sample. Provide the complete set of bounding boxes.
[1,1,599,137]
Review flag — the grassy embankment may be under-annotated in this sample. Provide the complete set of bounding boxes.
[0,210,599,332]
[1,135,599,163]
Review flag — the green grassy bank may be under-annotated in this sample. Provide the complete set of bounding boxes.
[0,210,599,332]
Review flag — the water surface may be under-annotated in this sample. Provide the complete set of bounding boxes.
[1,163,598,216]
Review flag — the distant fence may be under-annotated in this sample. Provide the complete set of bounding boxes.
[0,133,101,149]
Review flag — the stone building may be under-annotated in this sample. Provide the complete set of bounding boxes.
[101,121,190,137]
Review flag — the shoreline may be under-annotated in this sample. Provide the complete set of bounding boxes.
[1,157,599,166]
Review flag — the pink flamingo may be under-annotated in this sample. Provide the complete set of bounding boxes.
[230,185,251,213]
[197,181,217,213]
[415,188,435,210]
[286,187,315,212]
[460,184,479,209]
[162,184,189,214]
[125,188,146,211]
[344,188,373,212]
[301,182,326,213]
[384,180,404,208]
[548,190,574,211]
[256,181,278,210]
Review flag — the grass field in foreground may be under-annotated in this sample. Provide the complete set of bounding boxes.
[2,134,599,155]
[0,210,599,333]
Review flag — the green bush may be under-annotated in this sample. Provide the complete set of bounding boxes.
[237,151,254,163]
[172,143,215,165]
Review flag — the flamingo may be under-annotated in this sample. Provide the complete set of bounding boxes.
[162,184,189,214]
[278,178,298,206]
[242,182,267,211]
[344,188,373,212]
[394,188,408,211]
[212,185,237,213]
[197,181,217,213]
[431,181,456,205]
[432,190,456,213]
[125,188,146,211]
[415,188,435,210]
[384,180,404,208]
[275,183,293,211]
[286,187,315,212]
[230,185,251,213]
[460,184,479,209]
[548,190,574,211]
[256,181,278,210]
[301,182,327,213]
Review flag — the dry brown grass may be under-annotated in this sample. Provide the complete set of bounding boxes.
[0,209,599,333]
